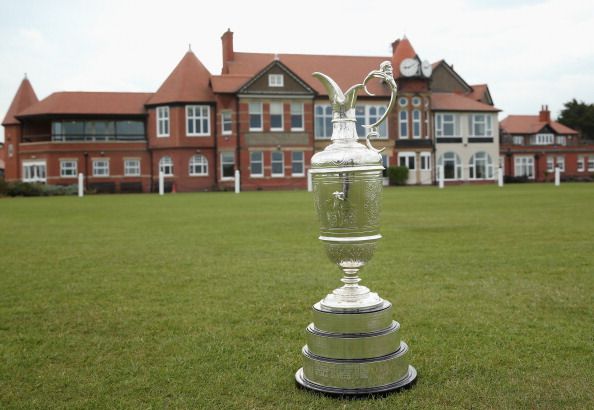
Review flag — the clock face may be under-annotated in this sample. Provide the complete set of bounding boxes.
[421,60,432,77]
[400,58,419,77]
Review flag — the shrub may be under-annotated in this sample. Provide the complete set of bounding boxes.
[504,175,529,184]
[388,166,409,186]
[4,182,77,197]
[0,178,7,196]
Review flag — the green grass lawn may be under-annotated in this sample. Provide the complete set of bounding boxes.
[0,184,592,409]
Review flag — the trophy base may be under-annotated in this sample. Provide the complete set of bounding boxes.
[295,365,417,396]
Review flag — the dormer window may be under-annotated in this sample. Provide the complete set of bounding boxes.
[269,74,284,87]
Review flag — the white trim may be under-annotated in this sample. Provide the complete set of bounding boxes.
[271,151,285,177]
[420,152,431,171]
[220,152,235,180]
[60,159,78,178]
[124,158,141,176]
[157,106,170,138]
[250,151,264,178]
[159,156,174,177]
[221,111,232,135]
[270,102,284,131]
[92,158,110,177]
[22,160,47,183]
[186,105,211,137]
[268,74,284,87]
[249,102,263,132]
[189,155,208,176]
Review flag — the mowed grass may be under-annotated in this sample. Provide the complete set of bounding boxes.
[0,184,592,409]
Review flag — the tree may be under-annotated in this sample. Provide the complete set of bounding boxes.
[557,99,594,140]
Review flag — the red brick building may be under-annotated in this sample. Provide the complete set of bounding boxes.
[500,106,594,181]
[3,30,502,191]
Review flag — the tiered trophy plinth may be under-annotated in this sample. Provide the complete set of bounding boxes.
[295,300,416,395]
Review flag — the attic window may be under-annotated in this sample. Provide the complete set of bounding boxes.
[269,74,284,87]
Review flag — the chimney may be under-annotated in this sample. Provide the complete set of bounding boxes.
[539,105,550,122]
[221,28,234,74]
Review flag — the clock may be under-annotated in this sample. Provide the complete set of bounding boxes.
[400,58,419,77]
[421,60,432,77]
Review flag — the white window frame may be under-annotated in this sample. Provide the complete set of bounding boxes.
[412,96,422,107]
[159,156,173,177]
[398,152,416,170]
[556,155,565,172]
[221,111,232,135]
[588,157,594,172]
[157,106,169,137]
[556,135,567,146]
[512,135,524,145]
[220,152,235,180]
[60,159,77,178]
[577,156,585,172]
[438,152,463,180]
[124,159,141,176]
[514,156,534,179]
[271,151,285,177]
[356,105,388,139]
[469,114,493,137]
[436,113,457,138]
[534,133,554,145]
[291,151,305,176]
[420,153,431,171]
[315,104,333,139]
[468,151,493,180]
[270,102,284,131]
[412,109,421,139]
[290,102,304,131]
[92,159,110,177]
[249,102,263,132]
[186,105,210,136]
[250,151,264,177]
[268,74,284,87]
[189,155,208,176]
[22,160,47,183]
[398,97,408,107]
[546,156,555,172]
[399,110,408,139]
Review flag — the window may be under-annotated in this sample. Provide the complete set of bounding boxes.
[468,151,493,179]
[514,156,534,179]
[436,113,456,137]
[412,109,421,139]
[159,156,173,176]
[221,111,232,135]
[577,156,585,172]
[186,105,210,136]
[398,97,408,107]
[157,106,169,137]
[86,121,115,141]
[546,156,555,172]
[291,103,304,131]
[512,135,524,145]
[221,152,235,179]
[93,159,109,177]
[588,157,594,171]
[271,151,284,177]
[399,111,408,138]
[438,152,462,180]
[315,104,333,139]
[270,102,284,131]
[189,155,208,176]
[356,105,388,139]
[250,152,263,177]
[534,133,554,145]
[556,135,566,146]
[398,152,415,170]
[381,154,389,178]
[412,97,422,107]
[556,155,565,172]
[22,160,46,183]
[292,151,304,176]
[124,159,140,176]
[420,153,431,171]
[60,160,77,177]
[469,114,493,137]
[268,74,284,87]
[249,102,263,131]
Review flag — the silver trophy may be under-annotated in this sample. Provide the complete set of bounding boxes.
[295,62,417,395]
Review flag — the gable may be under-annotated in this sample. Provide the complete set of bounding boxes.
[430,62,472,94]
[238,61,314,96]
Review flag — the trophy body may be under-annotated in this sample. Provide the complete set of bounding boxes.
[295,63,417,395]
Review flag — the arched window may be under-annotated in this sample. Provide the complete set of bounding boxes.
[438,152,462,180]
[412,109,421,138]
[189,155,208,176]
[469,151,493,179]
[159,156,173,176]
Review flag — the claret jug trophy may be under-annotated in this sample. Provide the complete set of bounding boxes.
[295,62,417,395]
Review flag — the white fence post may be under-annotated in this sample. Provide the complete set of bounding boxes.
[307,169,313,192]
[78,173,84,197]
[555,166,560,186]
[498,166,504,187]
[159,171,164,195]
[438,165,444,189]
[234,170,240,194]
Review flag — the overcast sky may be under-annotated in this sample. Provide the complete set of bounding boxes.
[1,0,593,142]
